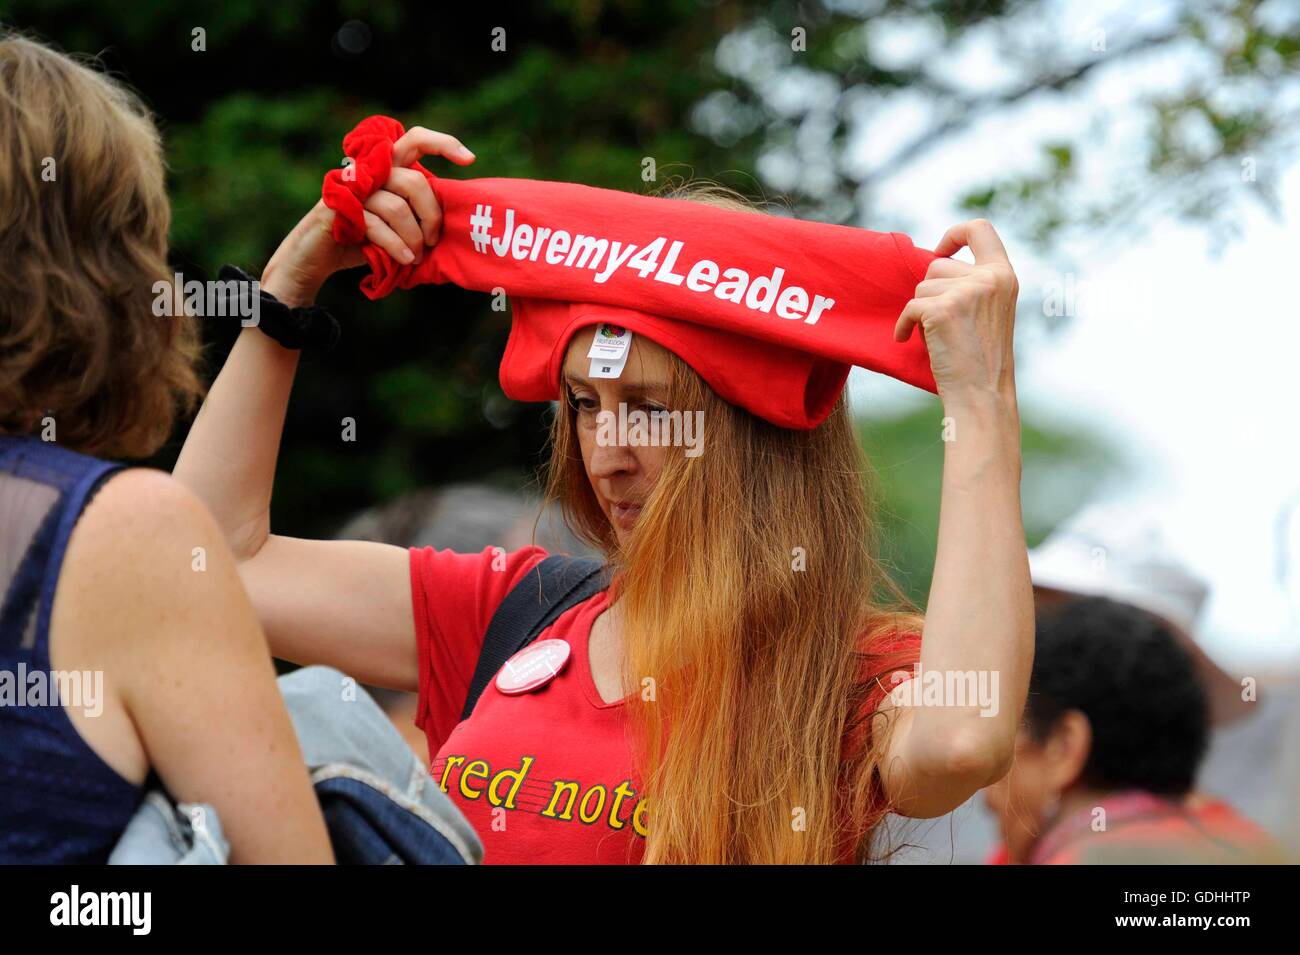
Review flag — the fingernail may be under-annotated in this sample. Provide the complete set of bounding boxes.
[401,248,414,263]
[460,145,475,158]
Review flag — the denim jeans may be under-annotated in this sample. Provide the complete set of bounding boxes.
[108,793,229,864]
[110,666,482,865]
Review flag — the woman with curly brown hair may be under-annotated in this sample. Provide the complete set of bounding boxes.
[0,33,332,863]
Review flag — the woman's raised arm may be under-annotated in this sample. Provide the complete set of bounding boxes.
[173,130,475,690]
[878,219,1035,817]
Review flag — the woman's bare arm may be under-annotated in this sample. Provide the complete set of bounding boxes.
[879,220,1035,818]
[53,469,334,863]
[173,306,417,689]
[173,129,474,690]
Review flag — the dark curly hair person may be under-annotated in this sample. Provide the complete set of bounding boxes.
[983,596,1280,864]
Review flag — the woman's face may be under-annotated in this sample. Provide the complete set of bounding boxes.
[983,709,1089,863]
[982,725,1056,863]
[562,331,674,546]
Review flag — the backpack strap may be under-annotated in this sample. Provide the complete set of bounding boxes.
[459,555,610,721]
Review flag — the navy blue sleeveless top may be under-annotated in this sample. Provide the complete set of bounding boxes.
[0,434,144,862]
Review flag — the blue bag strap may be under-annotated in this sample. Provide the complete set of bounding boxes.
[459,555,609,721]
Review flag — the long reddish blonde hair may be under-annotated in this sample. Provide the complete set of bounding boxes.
[541,182,924,863]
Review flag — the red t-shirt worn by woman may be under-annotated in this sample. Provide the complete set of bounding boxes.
[410,544,919,864]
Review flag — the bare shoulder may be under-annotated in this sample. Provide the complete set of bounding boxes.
[70,466,216,559]
[51,468,248,784]
[58,467,241,648]
[53,467,333,860]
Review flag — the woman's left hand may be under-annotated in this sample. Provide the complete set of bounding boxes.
[894,219,1019,408]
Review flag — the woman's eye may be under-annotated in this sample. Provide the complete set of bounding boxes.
[569,392,599,413]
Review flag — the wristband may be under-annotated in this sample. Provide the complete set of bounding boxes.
[216,265,341,353]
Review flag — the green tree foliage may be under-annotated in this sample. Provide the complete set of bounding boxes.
[3,1,1160,604]
[695,0,1300,255]
[860,406,1119,601]
[4,1,756,536]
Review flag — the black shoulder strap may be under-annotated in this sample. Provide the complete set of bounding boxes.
[459,555,610,720]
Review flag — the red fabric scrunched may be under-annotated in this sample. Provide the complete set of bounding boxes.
[321,115,437,298]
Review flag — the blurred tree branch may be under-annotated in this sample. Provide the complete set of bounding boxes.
[703,0,1299,254]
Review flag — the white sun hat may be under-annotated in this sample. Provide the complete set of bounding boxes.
[1028,500,1210,636]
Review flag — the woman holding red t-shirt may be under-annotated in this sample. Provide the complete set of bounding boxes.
[174,126,1033,864]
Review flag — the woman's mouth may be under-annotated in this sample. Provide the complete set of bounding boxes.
[610,501,642,529]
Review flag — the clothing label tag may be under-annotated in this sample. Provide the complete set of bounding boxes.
[496,638,572,695]
[589,354,629,379]
[587,324,632,379]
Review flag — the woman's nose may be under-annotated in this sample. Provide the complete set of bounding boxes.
[588,440,637,479]
[587,411,638,477]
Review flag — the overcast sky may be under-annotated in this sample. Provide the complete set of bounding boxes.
[838,3,1300,671]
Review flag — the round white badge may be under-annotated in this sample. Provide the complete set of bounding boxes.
[495,638,572,695]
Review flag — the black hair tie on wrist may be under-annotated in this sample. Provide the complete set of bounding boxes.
[216,265,341,353]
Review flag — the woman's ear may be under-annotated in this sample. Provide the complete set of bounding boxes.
[1043,709,1093,793]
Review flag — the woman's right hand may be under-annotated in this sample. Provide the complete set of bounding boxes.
[261,126,476,307]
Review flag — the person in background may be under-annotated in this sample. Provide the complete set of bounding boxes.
[1031,503,1257,728]
[1028,502,1298,839]
[982,596,1278,864]
[887,500,1299,863]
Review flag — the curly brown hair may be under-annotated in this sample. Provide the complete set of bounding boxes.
[0,33,202,459]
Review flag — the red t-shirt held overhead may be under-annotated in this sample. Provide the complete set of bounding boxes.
[322,116,942,431]
[410,544,920,864]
